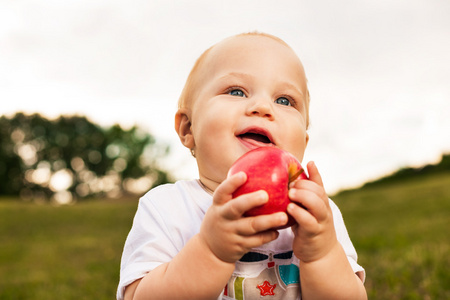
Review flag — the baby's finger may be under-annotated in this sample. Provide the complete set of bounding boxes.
[243,230,280,249]
[213,172,247,205]
[237,212,288,235]
[306,161,324,189]
[287,202,319,232]
[290,178,325,199]
[222,190,268,219]
[289,188,329,222]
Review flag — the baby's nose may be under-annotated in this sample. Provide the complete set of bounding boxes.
[246,98,275,120]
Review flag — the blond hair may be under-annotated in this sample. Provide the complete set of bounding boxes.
[177,32,310,127]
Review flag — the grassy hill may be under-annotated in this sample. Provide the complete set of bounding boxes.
[0,158,449,299]
[334,170,450,299]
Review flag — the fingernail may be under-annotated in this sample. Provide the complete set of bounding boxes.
[288,188,296,198]
[259,190,268,201]
[287,203,295,212]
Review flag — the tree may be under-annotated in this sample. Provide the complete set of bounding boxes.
[0,113,173,203]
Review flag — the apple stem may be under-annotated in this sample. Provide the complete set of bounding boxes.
[289,168,304,184]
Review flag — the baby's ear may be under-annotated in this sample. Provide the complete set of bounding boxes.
[175,108,195,149]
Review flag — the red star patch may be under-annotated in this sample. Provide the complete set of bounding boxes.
[257,280,276,296]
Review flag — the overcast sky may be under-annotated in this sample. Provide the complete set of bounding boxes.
[1,0,449,193]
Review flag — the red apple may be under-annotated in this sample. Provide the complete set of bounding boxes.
[227,147,308,229]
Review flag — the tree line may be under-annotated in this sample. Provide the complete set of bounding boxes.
[0,113,172,203]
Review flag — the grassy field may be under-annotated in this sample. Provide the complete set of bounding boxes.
[333,172,450,299]
[0,198,138,299]
[0,172,449,299]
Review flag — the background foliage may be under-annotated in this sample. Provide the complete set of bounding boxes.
[0,113,172,203]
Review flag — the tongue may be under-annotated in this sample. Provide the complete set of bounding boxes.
[241,133,271,144]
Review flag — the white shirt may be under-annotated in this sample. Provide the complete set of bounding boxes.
[117,180,365,300]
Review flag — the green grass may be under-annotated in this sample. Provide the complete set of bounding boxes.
[333,172,450,299]
[0,198,138,300]
[0,172,449,299]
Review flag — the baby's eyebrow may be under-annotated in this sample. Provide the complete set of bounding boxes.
[219,72,255,81]
[281,82,305,98]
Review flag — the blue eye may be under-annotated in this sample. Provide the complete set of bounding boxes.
[229,89,246,97]
[275,97,291,106]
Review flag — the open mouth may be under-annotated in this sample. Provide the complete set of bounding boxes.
[237,128,274,147]
[238,132,272,144]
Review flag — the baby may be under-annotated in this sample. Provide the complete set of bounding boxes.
[118,32,366,300]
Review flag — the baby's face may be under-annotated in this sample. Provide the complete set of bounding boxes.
[188,35,309,190]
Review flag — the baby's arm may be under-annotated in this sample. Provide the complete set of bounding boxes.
[124,172,288,300]
[288,162,367,300]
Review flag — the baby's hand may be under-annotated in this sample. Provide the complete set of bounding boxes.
[199,172,288,263]
[287,162,338,263]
